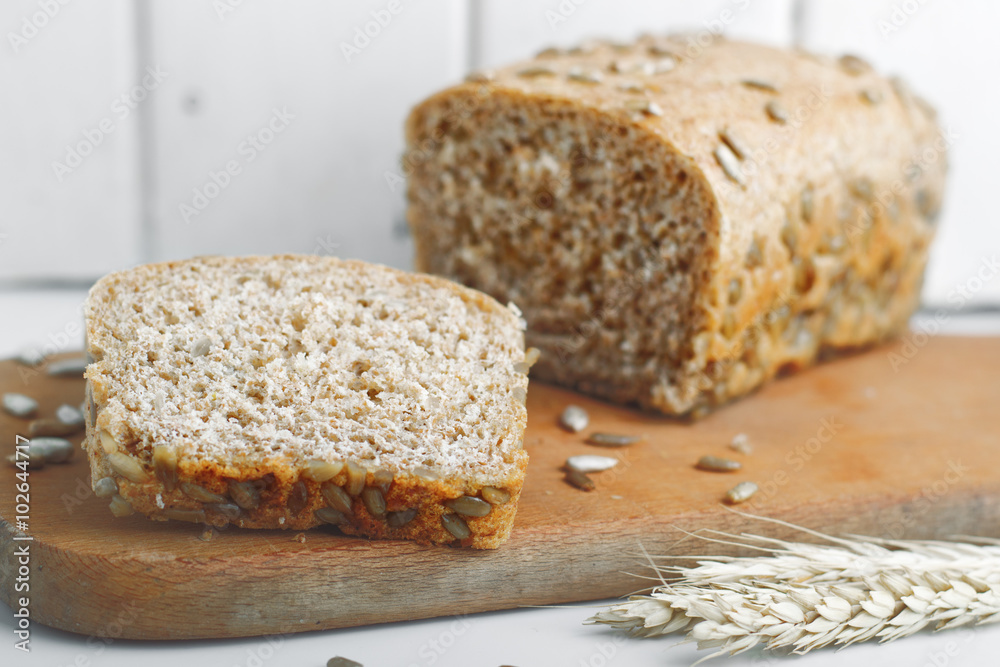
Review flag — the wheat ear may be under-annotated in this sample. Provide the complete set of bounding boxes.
[588,521,1000,661]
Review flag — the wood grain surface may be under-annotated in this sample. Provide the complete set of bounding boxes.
[2,337,999,640]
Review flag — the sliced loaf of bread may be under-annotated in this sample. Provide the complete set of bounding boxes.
[83,255,530,548]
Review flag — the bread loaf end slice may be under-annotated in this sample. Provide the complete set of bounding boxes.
[83,255,530,548]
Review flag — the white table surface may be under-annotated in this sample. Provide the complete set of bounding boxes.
[2,288,999,667]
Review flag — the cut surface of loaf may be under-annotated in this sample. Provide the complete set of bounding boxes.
[405,36,946,417]
[83,255,529,548]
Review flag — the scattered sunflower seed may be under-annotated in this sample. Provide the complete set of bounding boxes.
[725,481,759,504]
[29,437,74,463]
[764,99,789,124]
[6,451,45,469]
[566,455,618,473]
[327,657,363,667]
[565,469,596,491]
[198,527,216,542]
[29,417,81,438]
[56,403,85,426]
[714,143,745,186]
[559,405,589,433]
[586,432,643,447]
[517,66,557,78]
[46,355,89,377]
[740,78,778,93]
[695,455,743,472]
[729,433,752,455]
[292,532,306,543]
[2,393,38,418]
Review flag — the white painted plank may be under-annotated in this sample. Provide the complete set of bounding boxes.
[475,0,795,69]
[799,0,1000,306]
[147,0,468,271]
[0,0,141,282]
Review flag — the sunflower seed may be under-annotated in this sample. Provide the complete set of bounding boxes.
[345,461,366,495]
[445,495,492,517]
[524,347,541,367]
[481,486,511,505]
[153,446,179,492]
[741,78,778,93]
[860,88,883,105]
[109,494,134,517]
[714,143,745,186]
[725,481,759,504]
[464,70,495,83]
[327,657,363,667]
[651,56,676,74]
[93,476,118,498]
[850,177,874,200]
[387,508,418,527]
[287,480,309,516]
[190,336,212,357]
[745,236,764,268]
[625,98,663,116]
[566,454,618,473]
[781,220,797,251]
[46,355,89,376]
[517,66,557,78]
[56,403,85,426]
[647,44,677,57]
[99,429,118,453]
[729,433,752,455]
[303,459,344,483]
[719,127,751,160]
[315,507,349,525]
[86,381,98,424]
[198,527,215,542]
[321,482,354,514]
[372,469,394,493]
[586,432,643,447]
[567,67,602,84]
[441,513,471,540]
[209,502,241,521]
[512,386,527,405]
[164,508,206,523]
[559,405,589,433]
[108,452,151,483]
[513,362,531,374]
[30,437,74,463]
[728,278,742,305]
[7,451,45,469]
[696,455,742,472]
[800,184,815,223]
[838,54,871,75]
[228,480,261,510]
[361,486,386,518]
[412,466,441,481]
[616,81,645,93]
[29,418,80,438]
[765,99,789,124]
[536,46,562,59]
[181,481,227,504]
[565,469,596,491]
[2,393,38,418]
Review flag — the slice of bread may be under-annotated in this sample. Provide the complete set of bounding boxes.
[83,255,530,548]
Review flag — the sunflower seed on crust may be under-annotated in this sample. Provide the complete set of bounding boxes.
[321,482,353,514]
[108,452,151,483]
[109,494,134,517]
[559,405,589,433]
[565,469,596,491]
[361,486,387,518]
[303,459,344,483]
[287,480,309,516]
[153,446,179,492]
[838,54,871,75]
[714,143,746,186]
[567,67,603,84]
[372,469,394,493]
[345,461,366,496]
[228,480,261,510]
[719,127,751,160]
[94,476,118,498]
[315,507,349,525]
[46,355,89,376]
[624,99,663,116]
[517,66,557,78]
[725,481,759,504]
[445,495,492,517]
[99,430,119,453]
[586,432,643,447]
[464,70,495,83]
[181,481,227,504]
[481,486,511,505]
[2,393,38,418]
[387,508,417,527]
[696,455,743,472]
[441,513,471,540]
[163,508,206,523]
[860,88,883,105]
[209,502,241,521]
[741,78,778,93]
[765,99,789,124]
[566,454,618,473]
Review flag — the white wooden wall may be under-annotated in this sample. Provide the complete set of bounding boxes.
[2,0,997,305]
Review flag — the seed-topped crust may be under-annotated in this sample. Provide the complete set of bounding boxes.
[82,255,530,549]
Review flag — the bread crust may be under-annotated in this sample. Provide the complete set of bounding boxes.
[405,36,946,416]
[84,254,529,549]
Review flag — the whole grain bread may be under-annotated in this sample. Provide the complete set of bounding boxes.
[83,255,530,548]
[405,36,946,417]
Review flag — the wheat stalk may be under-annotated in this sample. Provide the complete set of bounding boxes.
[588,519,1000,662]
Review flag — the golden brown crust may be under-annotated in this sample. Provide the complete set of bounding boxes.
[405,36,946,416]
[83,254,529,549]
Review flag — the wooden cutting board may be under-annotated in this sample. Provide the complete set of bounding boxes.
[2,337,1000,640]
